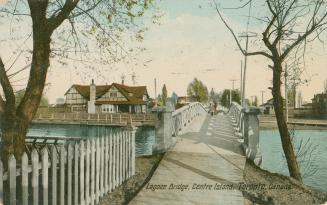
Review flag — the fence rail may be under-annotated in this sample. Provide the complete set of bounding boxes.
[171,102,207,136]
[0,128,136,205]
[228,102,262,166]
[33,113,158,126]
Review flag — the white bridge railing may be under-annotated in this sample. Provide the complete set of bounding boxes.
[0,127,136,205]
[228,102,262,166]
[171,102,207,136]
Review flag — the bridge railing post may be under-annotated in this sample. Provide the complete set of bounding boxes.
[242,107,262,166]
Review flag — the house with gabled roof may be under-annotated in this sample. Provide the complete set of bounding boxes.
[65,80,149,113]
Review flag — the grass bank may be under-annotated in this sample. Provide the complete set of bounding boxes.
[99,153,164,205]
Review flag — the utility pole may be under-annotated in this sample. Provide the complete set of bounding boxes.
[154,78,157,106]
[239,1,255,107]
[261,90,265,105]
[285,64,289,123]
[230,79,237,105]
[240,60,243,104]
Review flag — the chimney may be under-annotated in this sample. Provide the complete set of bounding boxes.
[122,79,124,85]
[90,79,96,101]
[88,79,96,113]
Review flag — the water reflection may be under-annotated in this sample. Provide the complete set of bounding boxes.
[260,129,327,192]
[28,124,156,156]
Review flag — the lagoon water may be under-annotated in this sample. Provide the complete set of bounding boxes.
[28,124,156,156]
[260,129,327,193]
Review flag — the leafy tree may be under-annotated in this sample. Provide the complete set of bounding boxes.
[215,0,327,181]
[253,96,258,107]
[15,89,49,107]
[156,94,163,106]
[171,92,178,106]
[187,78,208,103]
[220,89,241,107]
[0,0,158,160]
[56,97,65,105]
[162,84,167,106]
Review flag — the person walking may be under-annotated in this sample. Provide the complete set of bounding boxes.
[210,104,215,116]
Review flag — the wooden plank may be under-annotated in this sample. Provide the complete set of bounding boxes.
[85,140,90,205]
[0,160,3,205]
[9,155,16,205]
[126,130,130,179]
[100,137,104,197]
[104,135,108,193]
[67,144,73,205]
[80,141,85,205]
[21,153,28,205]
[131,129,136,175]
[32,150,39,205]
[51,146,57,205]
[127,131,132,177]
[123,131,127,182]
[91,139,95,205]
[119,131,122,185]
[95,138,100,203]
[112,133,116,188]
[60,145,65,205]
[109,132,113,192]
[42,148,49,205]
[74,143,79,205]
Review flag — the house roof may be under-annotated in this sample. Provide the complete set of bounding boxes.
[65,83,148,104]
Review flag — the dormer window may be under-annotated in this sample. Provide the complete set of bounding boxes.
[110,92,117,97]
[129,93,133,97]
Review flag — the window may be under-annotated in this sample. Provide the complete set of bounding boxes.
[110,92,117,97]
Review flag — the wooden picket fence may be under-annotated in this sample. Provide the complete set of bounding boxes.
[0,128,136,205]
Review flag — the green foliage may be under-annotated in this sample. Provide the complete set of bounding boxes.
[187,78,208,103]
[15,89,49,107]
[220,89,241,107]
[209,88,220,103]
[171,92,178,105]
[252,96,258,107]
[156,94,163,106]
[162,84,167,106]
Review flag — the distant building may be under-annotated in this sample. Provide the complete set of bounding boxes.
[177,96,197,104]
[312,93,327,114]
[260,98,274,114]
[65,80,149,113]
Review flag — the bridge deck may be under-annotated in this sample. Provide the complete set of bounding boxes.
[130,114,246,205]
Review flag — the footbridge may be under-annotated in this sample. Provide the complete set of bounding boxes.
[132,102,262,205]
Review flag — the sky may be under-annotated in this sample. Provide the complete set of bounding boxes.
[1,0,327,104]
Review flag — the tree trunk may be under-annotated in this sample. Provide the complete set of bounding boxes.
[0,112,29,162]
[0,24,52,161]
[272,62,302,182]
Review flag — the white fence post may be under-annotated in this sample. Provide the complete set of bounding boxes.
[100,137,104,198]
[60,145,66,205]
[51,146,57,205]
[95,138,100,203]
[32,150,39,205]
[67,144,73,205]
[42,148,49,205]
[109,132,113,192]
[74,143,79,205]
[21,153,28,205]
[91,139,95,205]
[80,141,85,205]
[86,140,91,205]
[9,155,16,205]
[112,133,116,189]
[104,136,108,193]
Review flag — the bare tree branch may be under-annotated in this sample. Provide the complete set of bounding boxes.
[48,0,80,32]
[214,1,272,59]
[0,58,15,107]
